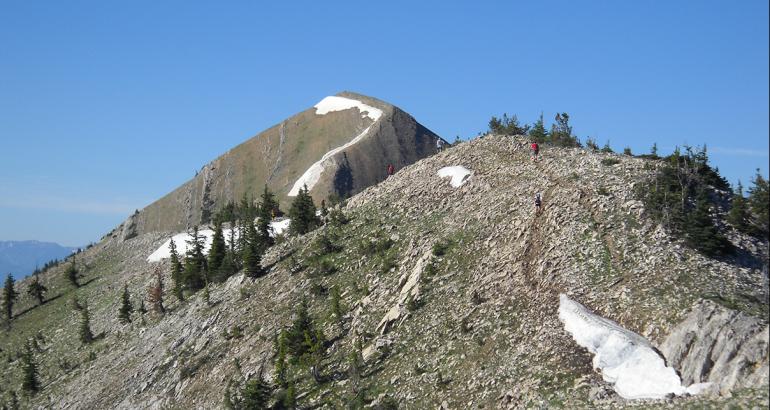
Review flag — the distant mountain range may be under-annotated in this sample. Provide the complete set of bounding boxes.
[0,240,76,278]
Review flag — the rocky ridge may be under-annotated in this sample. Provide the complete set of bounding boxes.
[2,134,767,409]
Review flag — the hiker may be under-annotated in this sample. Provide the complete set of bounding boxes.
[436,139,444,152]
[387,163,395,176]
[534,193,542,214]
[530,142,540,161]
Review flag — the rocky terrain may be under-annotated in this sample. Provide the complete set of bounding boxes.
[1,134,768,409]
[123,92,443,237]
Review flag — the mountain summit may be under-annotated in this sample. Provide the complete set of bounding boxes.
[122,92,444,237]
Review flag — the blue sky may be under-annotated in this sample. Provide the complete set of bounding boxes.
[1,1,768,246]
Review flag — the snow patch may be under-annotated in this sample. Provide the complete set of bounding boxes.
[146,219,290,262]
[287,96,385,197]
[437,166,472,188]
[288,124,375,196]
[558,294,710,400]
[314,96,383,122]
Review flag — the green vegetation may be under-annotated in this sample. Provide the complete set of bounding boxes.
[289,184,320,235]
[488,113,530,135]
[78,300,94,345]
[117,284,133,324]
[169,239,184,301]
[65,261,80,288]
[26,273,48,307]
[3,274,18,328]
[21,340,40,394]
[636,146,733,257]
[487,112,580,147]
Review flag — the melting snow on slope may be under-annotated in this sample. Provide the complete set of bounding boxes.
[437,166,472,188]
[314,96,383,121]
[287,96,384,197]
[558,294,711,400]
[146,219,290,262]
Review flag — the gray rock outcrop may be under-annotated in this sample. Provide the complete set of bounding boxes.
[660,299,769,395]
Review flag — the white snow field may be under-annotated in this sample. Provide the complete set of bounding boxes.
[147,219,290,263]
[437,166,472,188]
[313,96,383,121]
[288,96,384,197]
[558,294,710,400]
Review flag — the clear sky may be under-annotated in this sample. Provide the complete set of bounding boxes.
[1,1,768,246]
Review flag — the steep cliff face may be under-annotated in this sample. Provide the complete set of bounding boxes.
[128,92,444,236]
[3,135,767,409]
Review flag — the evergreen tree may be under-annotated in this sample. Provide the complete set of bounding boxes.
[274,331,288,387]
[183,226,207,291]
[528,113,548,143]
[66,260,80,288]
[288,185,320,235]
[2,274,18,327]
[623,147,632,156]
[685,191,731,257]
[20,340,40,394]
[748,169,769,235]
[285,299,325,362]
[601,140,613,153]
[549,113,580,147]
[651,142,659,158]
[257,185,278,246]
[118,284,133,324]
[208,221,226,279]
[218,220,238,282]
[79,302,94,344]
[168,239,184,301]
[727,181,751,234]
[27,272,48,306]
[242,219,265,278]
[239,376,272,409]
[148,267,165,314]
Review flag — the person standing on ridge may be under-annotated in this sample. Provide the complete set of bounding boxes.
[530,142,540,162]
[436,139,444,152]
[387,163,395,177]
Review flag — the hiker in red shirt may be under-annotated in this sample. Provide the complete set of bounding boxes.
[530,142,540,162]
[387,164,395,176]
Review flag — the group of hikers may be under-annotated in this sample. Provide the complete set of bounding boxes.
[386,138,544,214]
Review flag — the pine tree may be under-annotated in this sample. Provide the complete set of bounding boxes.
[239,376,272,409]
[169,239,185,301]
[285,299,325,362]
[66,260,80,288]
[685,191,731,257]
[208,221,226,280]
[748,169,769,235]
[79,302,94,344]
[257,185,278,246]
[118,284,133,324]
[183,226,207,291]
[288,185,320,235]
[274,331,288,387]
[20,340,40,393]
[651,142,659,158]
[727,181,751,234]
[529,113,548,144]
[148,267,165,314]
[242,219,265,278]
[2,274,18,327]
[601,140,613,153]
[27,272,48,306]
